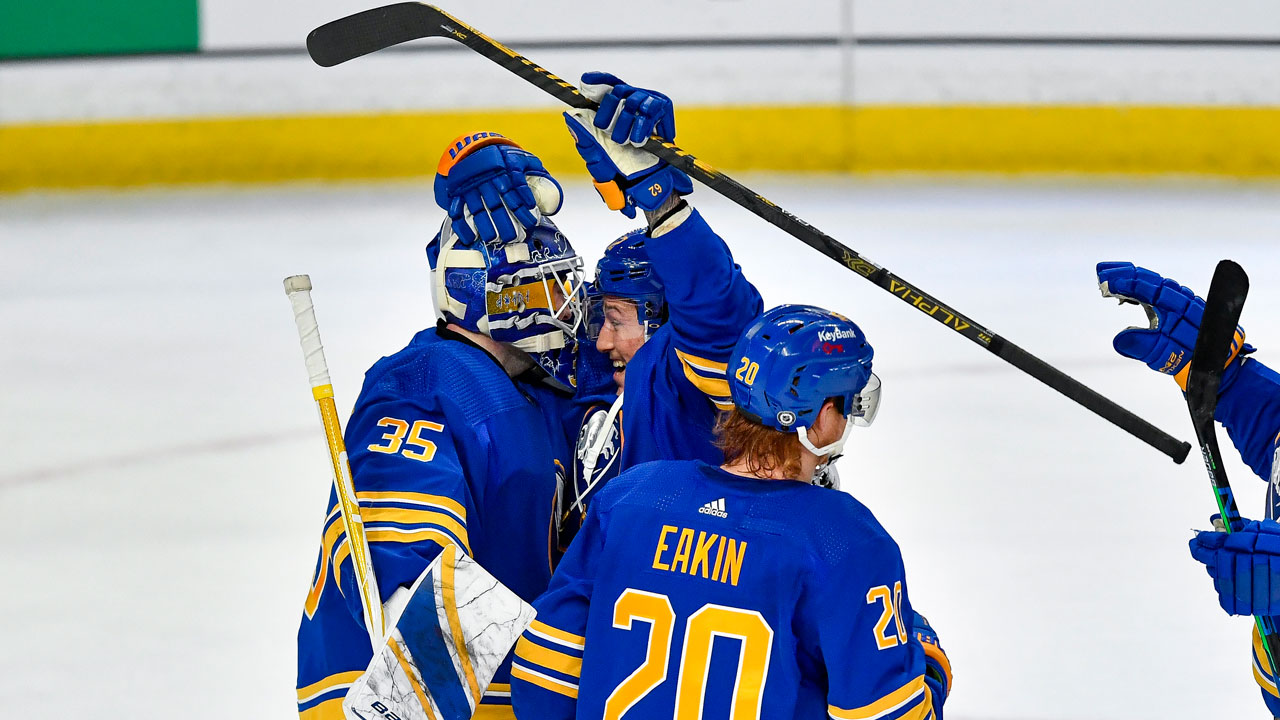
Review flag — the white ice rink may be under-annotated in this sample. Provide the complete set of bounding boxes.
[3,176,1279,719]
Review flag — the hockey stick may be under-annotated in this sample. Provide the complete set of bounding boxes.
[306,3,1191,464]
[1184,260,1280,678]
[284,274,385,649]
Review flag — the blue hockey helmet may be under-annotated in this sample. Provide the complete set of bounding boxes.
[586,228,668,339]
[729,304,880,455]
[427,215,585,388]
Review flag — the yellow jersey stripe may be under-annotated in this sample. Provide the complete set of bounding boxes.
[441,546,484,706]
[674,348,729,374]
[357,490,467,520]
[1254,626,1280,697]
[366,526,470,555]
[362,505,470,548]
[472,706,517,719]
[829,675,926,720]
[511,662,579,699]
[676,357,733,399]
[297,671,363,703]
[299,697,346,720]
[390,640,441,720]
[528,619,586,650]
[515,635,583,678]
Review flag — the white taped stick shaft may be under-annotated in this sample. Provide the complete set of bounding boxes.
[283,274,385,648]
[285,275,333,390]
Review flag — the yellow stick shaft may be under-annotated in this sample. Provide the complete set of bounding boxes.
[285,275,385,648]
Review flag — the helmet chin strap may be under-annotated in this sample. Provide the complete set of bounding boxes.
[796,416,854,461]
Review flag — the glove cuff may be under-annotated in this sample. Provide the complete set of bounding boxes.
[1173,326,1248,391]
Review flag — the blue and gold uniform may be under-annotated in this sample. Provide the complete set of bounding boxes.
[1215,357,1280,712]
[295,324,577,719]
[616,205,763,467]
[511,460,940,720]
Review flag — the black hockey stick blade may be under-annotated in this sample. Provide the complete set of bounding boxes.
[1187,260,1249,428]
[307,3,447,67]
[1186,260,1248,498]
[306,3,1192,464]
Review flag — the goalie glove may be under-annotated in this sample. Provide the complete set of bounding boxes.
[563,72,692,218]
[1096,261,1251,390]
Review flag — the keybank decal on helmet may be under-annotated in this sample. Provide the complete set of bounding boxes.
[730,303,881,435]
[427,215,586,389]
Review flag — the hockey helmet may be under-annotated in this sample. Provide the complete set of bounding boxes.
[586,228,668,340]
[729,304,880,457]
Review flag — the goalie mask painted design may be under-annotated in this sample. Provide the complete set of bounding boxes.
[427,215,586,390]
[585,228,668,341]
[729,304,880,470]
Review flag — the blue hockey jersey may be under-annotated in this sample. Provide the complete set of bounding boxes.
[510,460,939,720]
[557,206,763,549]
[1215,357,1280,515]
[296,324,578,719]
[618,206,764,469]
[1214,356,1280,714]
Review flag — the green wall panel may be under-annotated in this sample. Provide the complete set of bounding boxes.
[0,0,198,59]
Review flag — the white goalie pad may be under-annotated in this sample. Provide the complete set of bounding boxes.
[343,544,536,720]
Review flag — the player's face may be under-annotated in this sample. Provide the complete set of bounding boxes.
[596,297,646,390]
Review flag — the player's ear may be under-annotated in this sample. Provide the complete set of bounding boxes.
[809,399,844,446]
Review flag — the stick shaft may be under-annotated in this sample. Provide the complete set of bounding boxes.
[306,2,1191,463]
[285,275,385,648]
[1185,260,1280,678]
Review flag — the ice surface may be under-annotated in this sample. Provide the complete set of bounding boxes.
[2,176,1279,719]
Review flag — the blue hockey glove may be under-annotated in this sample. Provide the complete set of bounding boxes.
[1189,516,1280,617]
[434,131,563,245]
[1097,262,1251,390]
[913,612,952,713]
[563,72,692,218]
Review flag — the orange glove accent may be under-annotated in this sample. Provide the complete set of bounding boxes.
[1174,327,1247,391]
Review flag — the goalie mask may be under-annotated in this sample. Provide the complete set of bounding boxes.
[729,304,880,477]
[427,215,586,390]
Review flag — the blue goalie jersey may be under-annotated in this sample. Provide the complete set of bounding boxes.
[296,324,577,720]
[510,461,939,720]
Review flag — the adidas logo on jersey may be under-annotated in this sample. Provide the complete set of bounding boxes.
[698,498,728,518]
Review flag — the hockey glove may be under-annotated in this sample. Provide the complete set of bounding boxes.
[563,72,692,219]
[434,131,563,245]
[1097,261,1251,390]
[1189,516,1280,617]
[913,611,952,714]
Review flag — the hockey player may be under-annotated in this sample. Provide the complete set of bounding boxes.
[558,72,765,532]
[1097,261,1280,715]
[510,304,953,720]
[296,132,586,720]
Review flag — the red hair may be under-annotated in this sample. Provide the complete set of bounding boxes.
[714,408,803,479]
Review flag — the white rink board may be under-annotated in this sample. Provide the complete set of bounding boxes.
[5,45,1280,125]
[2,177,1280,718]
[197,0,1280,48]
